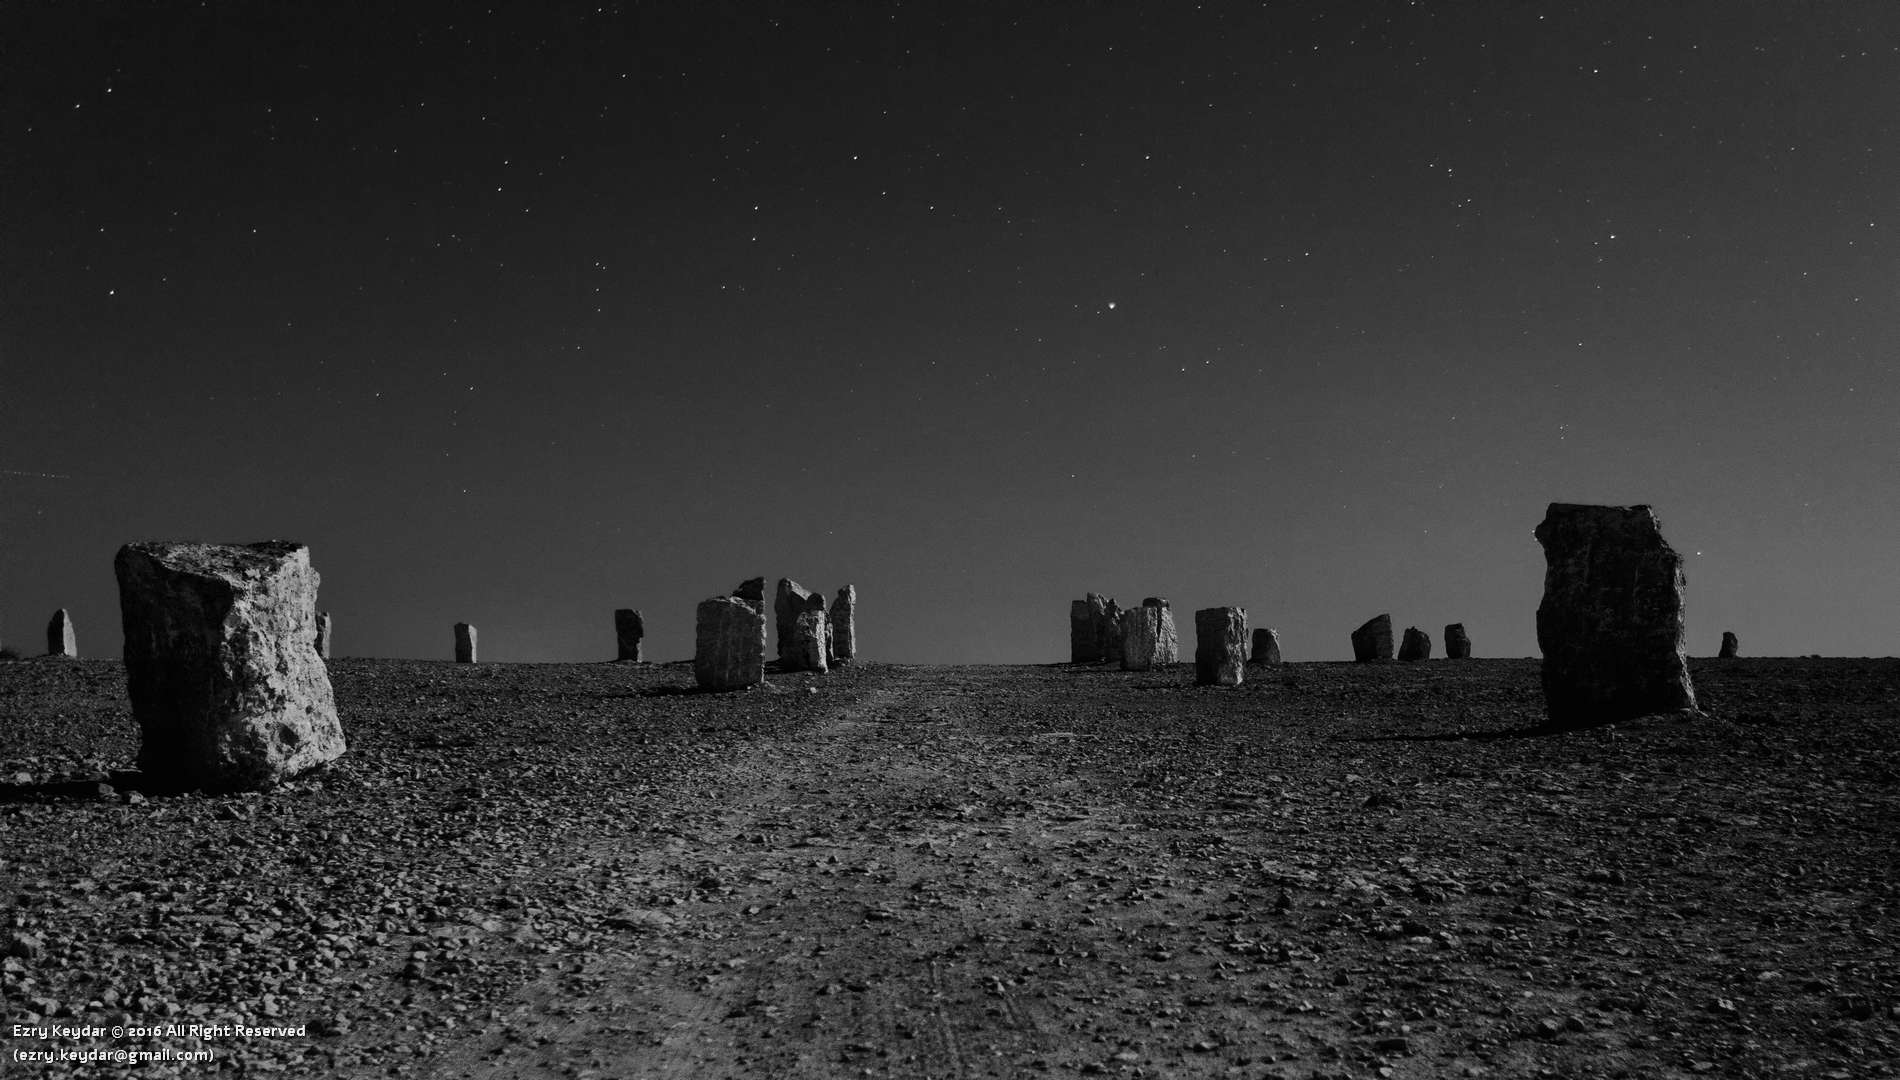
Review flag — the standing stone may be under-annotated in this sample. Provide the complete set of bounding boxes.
[1070,599,1099,663]
[1718,631,1739,659]
[790,610,830,674]
[1120,605,1161,671]
[1351,614,1394,662]
[732,577,767,614]
[1194,607,1247,686]
[1398,626,1432,662]
[774,578,825,667]
[114,541,346,792]
[1101,599,1124,664]
[1144,598,1179,665]
[1249,628,1282,665]
[454,622,477,663]
[615,609,644,662]
[830,586,856,662]
[314,612,332,660]
[695,596,765,691]
[46,609,76,657]
[1444,623,1470,659]
[1535,502,1697,726]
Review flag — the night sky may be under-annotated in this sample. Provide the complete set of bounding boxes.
[5,3,1896,664]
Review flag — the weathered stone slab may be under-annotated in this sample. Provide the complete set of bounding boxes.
[830,586,856,662]
[1101,599,1124,664]
[314,612,332,659]
[696,596,764,691]
[1120,605,1161,671]
[1444,623,1470,659]
[1143,598,1179,665]
[46,609,76,657]
[114,540,346,792]
[1398,626,1431,662]
[1351,614,1393,662]
[775,579,825,667]
[790,610,830,674]
[1249,628,1282,665]
[732,577,767,614]
[614,609,644,662]
[454,623,477,663]
[1718,631,1739,659]
[1194,607,1247,686]
[1535,502,1696,726]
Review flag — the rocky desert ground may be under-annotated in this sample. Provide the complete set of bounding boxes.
[3,655,1898,1079]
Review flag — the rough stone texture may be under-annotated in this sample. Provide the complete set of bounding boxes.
[454,623,477,663]
[775,579,826,667]
[1144,598,1179,665]
[1535,502,1697,726]
[1070,599,1099,663]
[732,577,767,615]
[113,540,346,792]
[314,612,332,660]
[1351,614,1394,662]
[615,608,644,662]
[46,609,76,657]
[790,610,831,674]
[1719,631,1739,659]
[830,586,856,662]
[695,596,765,691]
[1249,628,1282,665]
[1398,626,1432,662]
[1120,605,1162,671]
[1444,623,1471,659]
[1101,600,1124,664]
[1194,607,1247,686]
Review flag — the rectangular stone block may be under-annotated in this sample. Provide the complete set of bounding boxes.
[455,622,477,663]
[1194,607,1247,686]
[696,596,765,691]
[615,608,644,662]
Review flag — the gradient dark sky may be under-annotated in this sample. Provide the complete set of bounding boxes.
[5,2,1897,663]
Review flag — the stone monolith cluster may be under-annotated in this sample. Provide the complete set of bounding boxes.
[775,579,831,672]
[1194,607,1247,686]
[46,609,76,657]
[114,540,347,792]
[1444,623,1470,659]
[1249,628,1282,665]
[1718,631,1739,659]
[1351,614,1393,662]
[695,596,765,691]
[454,622,477,663]
[615,608,644,662]
[314,611,332,659]
[1534,502,1697,726]
[1398,626,1431,662]
[830,586,856,662]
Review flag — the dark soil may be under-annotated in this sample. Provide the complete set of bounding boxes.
[3,656,1898,1078]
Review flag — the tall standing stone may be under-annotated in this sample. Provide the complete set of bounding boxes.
[1070,599,1100,663]
[1444,623,1470,659]
[695,596,764,691]
[1194,607,1247,686]
[454,623,477,663]
[830,586,856,662]
[1351,614,1393,662]
[1120,605,1160,671]
[732,577,766,614]
[790,610,830,674]
[1100,599,1124,664]
[1398,626,1432,662]
[1535,502,1696,726]
[1249,628,1282,665]
[314,612,332,659]
[614,609,644,662]
[775,578,825,668]
[114,541,346,792]
[46,609,76,657]
[1718,631,1739,658]
[1144,598,1179,665]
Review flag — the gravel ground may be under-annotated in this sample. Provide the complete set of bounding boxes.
[3,655,1898,1078]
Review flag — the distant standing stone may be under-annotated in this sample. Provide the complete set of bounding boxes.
[1351,614,1394,662]
[1249,628,1282,665]
[1718,631,1739,659]
[790,610,830,674]
[1101,599,1125,664]
[695,596,765,691]
[830,586,856,662]
[732,577,767,615]
[1535,502,1697,726]
[1444,623,1471,659]
[454,622,477,664]
[1070,598,1101,663]
[46,609,76,657]
[775,578,825,668]
[315,612,332,660]
[114,540,346,792]
[1398,626,1432,662]
[615,609,644,662]
[1194,607,1247,686]
[1144,598,1179,665]
[1120,605,1162,671]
